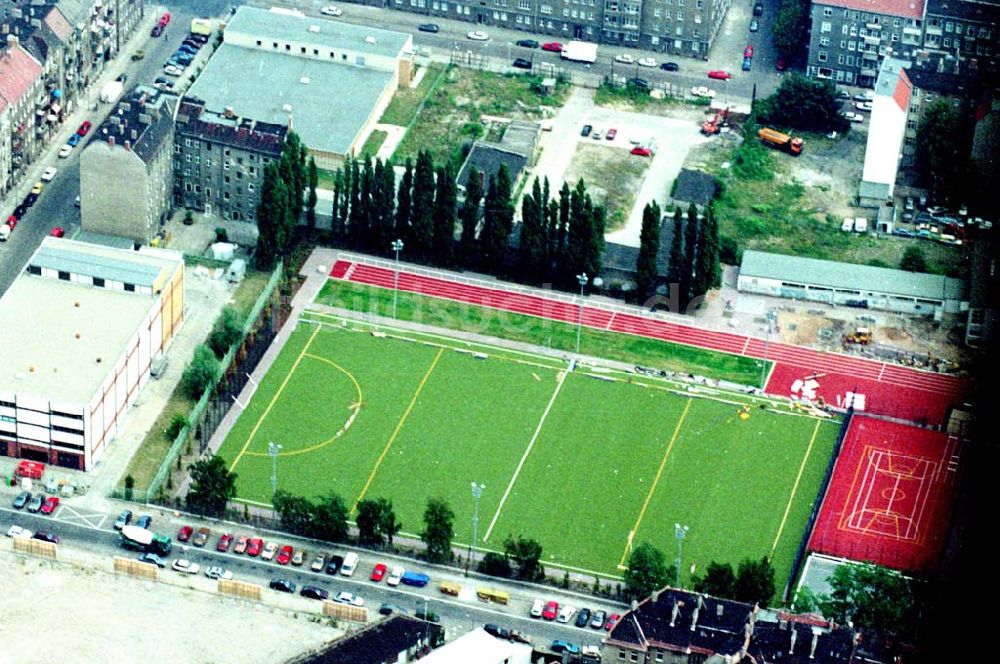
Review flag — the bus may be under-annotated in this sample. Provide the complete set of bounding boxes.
[120,525,172,556]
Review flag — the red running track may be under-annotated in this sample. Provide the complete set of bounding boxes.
[329,260,968,425]
[808,416,962,572]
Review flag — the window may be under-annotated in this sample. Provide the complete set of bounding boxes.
[124,283,136,292]
[58,271,70,281]
[823,7,832,16]
[93,277,105,287]
[820,36,830,46]
[821,21,831,33]
[27,265,41,276]
[256,40,261,46]
[818,51,828,61]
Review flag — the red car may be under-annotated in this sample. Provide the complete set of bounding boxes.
[631,146,652,157]
[744,45,754,58]
[276,545,294,565]
[158,12,171,26]
[370,563,387,582]
[605,128,618,140]
[708,70,731,80]
[50,227,65,238]
[234,535,249,554]
[542,600,559,620]
[605,613,621,630]
[6,214,16,226]
[246,537,264,557]
[177,525,193,542]
[77,121,92,136]
[775,57,788,71]
[541,42,563,52]
[40,496,59,515]
[216,533,233,552]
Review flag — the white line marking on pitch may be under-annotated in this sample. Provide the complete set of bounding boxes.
[482,370,568,542]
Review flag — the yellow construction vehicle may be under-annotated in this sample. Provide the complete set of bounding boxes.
[843,327,873,345]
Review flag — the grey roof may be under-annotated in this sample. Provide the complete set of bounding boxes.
[740,250,967,301]
[858,179,891,200]
[285,615,441,664]
[672,168,717,207]
[31,245,164,288]
[874,57,910,97]
[186,44,393,155]
[54,0,92,26]
[602,216,675,277]
[226,6,412,60]
[94,85,177,165]
[457,143,527,191]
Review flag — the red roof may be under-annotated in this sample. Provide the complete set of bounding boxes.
[43,6,73,42]
[817,0,924,20]
[891,68,913,111]
[0,45,43,112]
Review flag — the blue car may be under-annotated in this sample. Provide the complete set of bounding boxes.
[742,56,752,71]
[67,134,80,147]
[551,640,580,655]
[177,44,198,54]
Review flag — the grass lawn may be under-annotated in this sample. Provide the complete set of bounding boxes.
[316,279,767,386]
[594,82,710,114]
[361,130,388,158]
[216,319,837,582]
[380,63,447,127]
[392,67,571,168]
[563,143,650,232]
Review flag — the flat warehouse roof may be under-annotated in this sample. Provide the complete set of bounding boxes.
[186,44,394,155]
[0,277,155,404]
[740,250,965,301]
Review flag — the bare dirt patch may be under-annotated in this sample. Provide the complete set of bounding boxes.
[563,143,650,231]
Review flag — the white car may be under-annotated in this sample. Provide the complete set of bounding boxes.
[58,144,72,159]
[557,605,576,623]
[387,566,404,586]
[163,65,183,76]
[614,54,634,64]
[855,101,873,112]
[530,598,545,618]
[41,167,57,181]
[320,5,342,16]
[204,566,233,580]
[6,525,32,538]
[467,30,489,41]
[334,591,365,607]
[172,559,201,575]
[842,111,864,123]
[638,57,657,67]
[261,542,278,561]
[691,86,716,98]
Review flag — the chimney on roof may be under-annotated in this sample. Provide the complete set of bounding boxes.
[809,627,820,659]
[670,600,680,627]
[651,590,660,604]
[224,106,234,119]
[124,140,130,151]
[130,128,137,140]
[108,135,115,146]
[690,596,703,632]
[790,625,798,654]
[7,34,18,46]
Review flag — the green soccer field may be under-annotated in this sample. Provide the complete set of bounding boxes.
[217,311,839,584]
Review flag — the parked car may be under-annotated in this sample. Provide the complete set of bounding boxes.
[614,53,634,64]
[24,192,37,207]
[269,578,295,593]
[301,586,329,600]
[163,65,183,76]
[40,496,59,515]
[177,525,193,542]
[637,57,657,68]
[326,555,345,575]
[27,494,44,513]
[13,491,31,510]
[775,57,788,71]
[418,23,440,33]
[216,533,233,552]
[158,11,171,26]
[580,124,593,137]
[628,77,649,91]
[484,623,511,639]
[842,111,864,123]
[855,101,873,111]
[50,227,65,238]
[151,24,163,38]
[276,545,294,565]
[893,228,915,237]
[542,600,559,620]
[512,57,532,70]
[7,525,31,538]
[551,640,580,655]
[591,609,607,629]
[370,563,387,582]
[605,128,618,140]
[77,120,92,136]
[591,127,603,139]
[753,2,764,16]
[575,607,592,628]
[67,133,81,147]
[691,86,716,98]
[708,70,731,80]
[853,91,875,102]
[631,146,652,157]
[310,553,327,572]
[742,56,752,71]
[114,510,132,530]
[234,536,249,554]
[172,559,200,574]
[246,538,264,557]
[744,45,754,58]
[137,552,164,566]
[320,5,342,16]
[466,30,489,41]
[530,598,545,618]
[291,548,307,566]
[660,61,679,71]
[510,630,532,644]
[58,144,72,158]
[516,39,539,48]
[379,602,403,615]
[205,566,233,580]
[541,42,563,52]
[261,542,279,561]
[605,613,621,630]
[557,605,576,623]
[749,18,759,31]
[335,591,364,606]
[192,527,211,547]
[31,181,43,195]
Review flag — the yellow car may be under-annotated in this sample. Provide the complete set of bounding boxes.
[31,181,43,195]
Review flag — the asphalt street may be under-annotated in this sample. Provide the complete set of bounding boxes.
[4,502,621,650]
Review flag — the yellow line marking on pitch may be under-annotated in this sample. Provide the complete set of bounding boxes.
[618,399,692,568]
[229,324,321,473]
[770,419,822,556]
[352,347,444,512]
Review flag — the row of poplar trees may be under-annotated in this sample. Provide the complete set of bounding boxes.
[255,131,318,271]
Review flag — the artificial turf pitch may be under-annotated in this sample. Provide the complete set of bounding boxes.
[218,314,839,584]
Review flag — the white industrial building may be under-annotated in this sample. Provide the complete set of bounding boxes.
[418,629,532,664]
[737,250,967,318]
[0,238,184,471]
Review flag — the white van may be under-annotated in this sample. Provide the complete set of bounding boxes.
[340,552,359,576]
[841,217,854,232]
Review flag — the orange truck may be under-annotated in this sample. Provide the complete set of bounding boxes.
[757,127,803,155]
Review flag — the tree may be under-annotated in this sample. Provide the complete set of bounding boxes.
[772,0,810,62]
[693,561,736,598]
[207,306,244,358]
[820,563,918,642]
[667,207,685,311]
[185,455,237,517]
[182,344,219,399]
[624,542,675,601]
[421,497,455,564]
[692,205,721,299]
[356,498,383,546]
[396,157,414,245]
[733,556,776,606]
[681,203,700,311]
[124,474,135,501]
[763,74,847,134]
[459,166,483,266]
[635,201,662,303]
[410,150,436,261]
[900,246,928,273]
[504,535,545,581]
[518,178,547,282]
[479,174,506,274]
[331,166,345,242]
[554,182,571,276]
[305,156,318,235]
[311,492,350,543]
[374,158,396,253]
[376,497,401,547]
[479,551,513,578]
[432,164,457,266]
[272,489,314,536]
[915,99,966,205]
[254,162,284,270]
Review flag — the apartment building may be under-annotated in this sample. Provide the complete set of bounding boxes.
[922,0,1000,77]
[173,98,287,223]
[386,0,730,56]
[0,40,43,195]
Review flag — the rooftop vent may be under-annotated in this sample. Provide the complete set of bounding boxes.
[365,36,376,44]
[299,76,310,85]
[308,24,319,33]
[281,103,292,113]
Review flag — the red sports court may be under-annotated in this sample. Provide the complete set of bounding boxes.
[808,416,962,572]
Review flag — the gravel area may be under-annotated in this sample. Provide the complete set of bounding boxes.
[0,550,339,664]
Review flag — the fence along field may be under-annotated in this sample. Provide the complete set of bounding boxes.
[217,315,839,583]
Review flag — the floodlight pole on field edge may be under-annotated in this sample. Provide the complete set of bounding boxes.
[674,523,688,588]
[575,273,588,356]
[269,441,282,519]
[761,308,775,389]
[466,481,486,576]
[392,239,404,319]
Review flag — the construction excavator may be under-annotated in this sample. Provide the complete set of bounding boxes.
[701,106,730,135]
[843,327,873,345]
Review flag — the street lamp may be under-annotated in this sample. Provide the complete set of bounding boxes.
[391,239,404,319]
[466,482,486,576]
[575,273,588,356]
[269,441,282,518]
[760,308,775,389]
[674,523,689,587]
